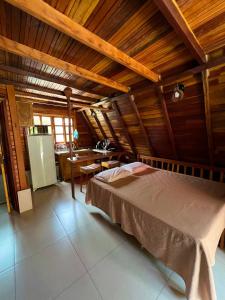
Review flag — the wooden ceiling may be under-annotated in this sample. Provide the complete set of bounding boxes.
[0,0,225,166]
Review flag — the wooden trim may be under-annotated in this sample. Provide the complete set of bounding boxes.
[128,94,154,155]
[6,85,27,190]
[0,64,102,98]
[102,112,120,147]
[6,0,160,83]
[202,70,214,166]
[154,0,206,64]
[0,35,129,93]
[91,110,107,139]
[112,101,137,155]
[156,86,178,159]
[64,87,73,158]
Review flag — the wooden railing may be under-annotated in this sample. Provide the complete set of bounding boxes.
[138,155,225,183]
[138,155,225,249]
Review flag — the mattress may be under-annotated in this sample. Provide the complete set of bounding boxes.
[86,167,225,300]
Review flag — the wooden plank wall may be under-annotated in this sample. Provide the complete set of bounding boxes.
[209,65,225,167]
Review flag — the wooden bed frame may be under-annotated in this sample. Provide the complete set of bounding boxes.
[138,155,225,249]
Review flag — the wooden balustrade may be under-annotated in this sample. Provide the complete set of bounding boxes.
[138,155,225,183]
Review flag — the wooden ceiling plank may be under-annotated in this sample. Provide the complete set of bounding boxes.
[154,0,207,64]
[112,101,137,155]
[128,93,154,156]
[102,112,120,147]
[156,86,178,159]
[0,64,103,98]
[91,110,107,140]
[5,0,160,82]
[0,35,129,93]
[202,70,214,166]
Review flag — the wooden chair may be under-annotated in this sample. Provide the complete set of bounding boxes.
[79,163,101,192]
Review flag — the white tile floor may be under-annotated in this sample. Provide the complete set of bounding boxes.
[0,182,224,300]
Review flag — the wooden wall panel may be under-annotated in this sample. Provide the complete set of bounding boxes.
[209,67,225,167]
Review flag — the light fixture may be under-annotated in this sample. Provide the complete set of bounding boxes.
[171,83,185,102]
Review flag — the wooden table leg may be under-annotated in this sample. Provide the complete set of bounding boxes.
[71,165,75,199]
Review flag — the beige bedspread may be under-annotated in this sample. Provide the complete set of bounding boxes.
[85,168,225,300]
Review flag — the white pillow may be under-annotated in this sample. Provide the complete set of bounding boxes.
[123,162,150,174]
[95,167,131,183]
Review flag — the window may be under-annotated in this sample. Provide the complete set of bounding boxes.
[33,115,74,144]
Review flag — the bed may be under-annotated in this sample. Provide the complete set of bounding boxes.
[85,164,225,300]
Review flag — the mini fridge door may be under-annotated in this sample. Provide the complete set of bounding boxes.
[27,135,57,190]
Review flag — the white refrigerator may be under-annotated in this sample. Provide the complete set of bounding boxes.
[27,135,57,191]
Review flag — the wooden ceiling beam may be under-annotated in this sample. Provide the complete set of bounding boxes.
[156,86,178,159]
[0,35,129,93]
[15,92,112,112]
[5,0,160,83]
[91,110,107,140]
[154,0,207,64]
[112,101,137,155]
[102,112,120,147]
[163,55,225,85]
[81,111,99,142]
[0,77,96,103]
[0,64,103,98]
[202,70,214,166]
[128,94,154,156]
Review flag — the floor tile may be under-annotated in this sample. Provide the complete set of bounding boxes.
[213,248,225,300]
[0,234,15,273]
[69,217,124,269]
[16,237,86,300]
[157,271,186,300]
[55,273,101,300]
[90,240,169,300]
[0,267,15,300]
[15,216,66,263]
[56,203,94,233]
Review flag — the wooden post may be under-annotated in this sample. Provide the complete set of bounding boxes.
[112,101,137,155]
[202,70,214,166]
[156,86,178,159]
[91,110,107,139]
[6,85,28,190]
[64,87,73,159]
[128,93,154,155]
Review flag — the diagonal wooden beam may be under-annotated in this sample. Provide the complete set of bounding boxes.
[154,0,207,64]
[163,55,225,85]
[91,110,107,140]
[156,86,178,159]
[102,112,120,147]
[81,111,99,142]
[5,0,160,82]
[128,94,154,155]
[0,35,129,93]
[0,64,103,98]
[0,77,96,103]
[202,70,214,166]
[79,112,98,144]
[112,101,137,155]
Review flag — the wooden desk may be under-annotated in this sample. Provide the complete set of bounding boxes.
[68,151,124,199]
